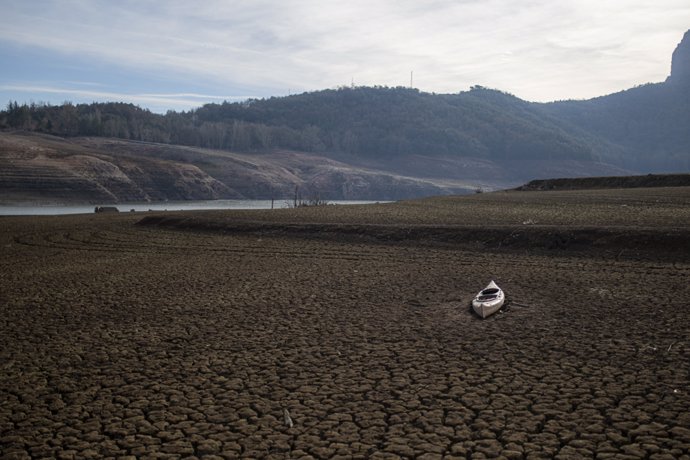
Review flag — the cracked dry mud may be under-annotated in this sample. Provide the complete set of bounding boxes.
[1,209,689,459]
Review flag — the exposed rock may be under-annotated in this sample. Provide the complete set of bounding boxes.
[667,29,690,85]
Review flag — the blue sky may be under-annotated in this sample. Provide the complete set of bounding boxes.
[2,0,690,113]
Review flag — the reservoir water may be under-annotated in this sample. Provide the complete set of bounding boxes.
[0,200,384,216]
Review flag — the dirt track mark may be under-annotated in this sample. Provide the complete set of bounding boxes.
[13,226,411,263]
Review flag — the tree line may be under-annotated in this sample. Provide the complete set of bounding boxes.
[1,100,319,153]
[1,86,596,162]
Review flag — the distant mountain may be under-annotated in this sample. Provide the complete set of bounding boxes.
[541,29,690,172]
[1,30,688,202]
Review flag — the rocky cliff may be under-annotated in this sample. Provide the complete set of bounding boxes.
[667,29,690,85]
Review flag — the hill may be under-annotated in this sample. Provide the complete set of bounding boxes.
[1,30,688,202]
[0,87,606,165]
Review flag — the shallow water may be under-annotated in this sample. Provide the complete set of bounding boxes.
[0,199,383,216]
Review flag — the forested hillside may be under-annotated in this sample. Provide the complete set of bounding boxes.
[2,67,687,173]
[1,86,599,163]
[1,29,688,203]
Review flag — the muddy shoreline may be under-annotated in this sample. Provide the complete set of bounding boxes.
[1,189,689,458]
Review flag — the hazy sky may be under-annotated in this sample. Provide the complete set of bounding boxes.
[1,0,689,112]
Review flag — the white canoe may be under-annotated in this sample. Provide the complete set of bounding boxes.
[472,280,505,318]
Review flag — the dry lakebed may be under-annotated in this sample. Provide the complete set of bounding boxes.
[1,187,689,459]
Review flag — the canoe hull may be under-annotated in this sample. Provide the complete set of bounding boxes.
[472,280,505,318]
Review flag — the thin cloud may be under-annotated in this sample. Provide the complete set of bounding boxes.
[0,85,255,111]
[1,0,689,107]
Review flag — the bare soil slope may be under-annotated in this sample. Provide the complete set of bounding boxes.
[0,132,491,203]
[0,132,233,203]
[1,131,636,204]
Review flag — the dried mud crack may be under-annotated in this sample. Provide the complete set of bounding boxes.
[2,189,690,459]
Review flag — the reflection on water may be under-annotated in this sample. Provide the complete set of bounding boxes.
[0,200,384,216]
